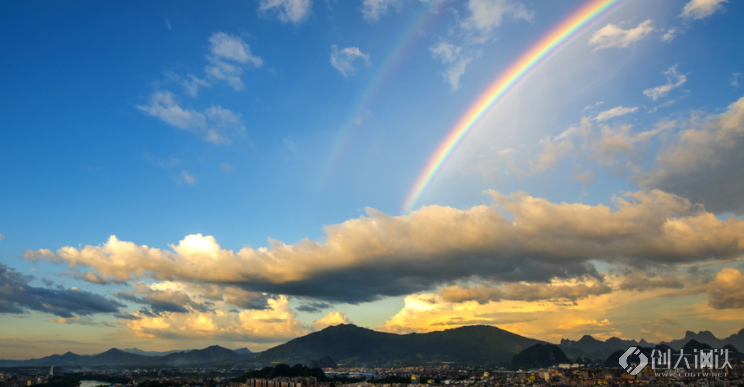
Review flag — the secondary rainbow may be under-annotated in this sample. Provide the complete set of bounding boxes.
[315,1,453,192]
[403,0,625,213]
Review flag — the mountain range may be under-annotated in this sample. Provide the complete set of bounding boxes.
[0,346,254,368]
[251,324,541,366]
[1,325,742,368]
[560,328,744,360]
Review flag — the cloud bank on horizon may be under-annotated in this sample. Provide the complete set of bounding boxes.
[0,0,742,359]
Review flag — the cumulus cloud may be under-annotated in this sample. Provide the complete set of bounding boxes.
[329,45,370,78]
[0,233,4,240]
[259,0,313,24]
[590,20,654,51]
[0,264,123,318]
[137,91,243,145]
[594,106,638,122]
[707,268,744,309]
[24,189,744,304]
[643,65,687,101]
[121,295,309,342]
[311,311,352,330]
[638,96,744,213]
[680,0,727,20]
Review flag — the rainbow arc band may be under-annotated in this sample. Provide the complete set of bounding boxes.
[403,0,625,213]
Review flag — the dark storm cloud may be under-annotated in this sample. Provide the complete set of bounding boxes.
[0,263,124,318]
[296,301,332,312]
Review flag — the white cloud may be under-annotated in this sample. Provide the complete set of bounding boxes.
[430,42,475,91]
[182,75,211,98]
[0,234,4,241]
[680,0,727,20]
[181,171,196,185]
[643,65,686,101]
[137,92,242,145]
[661,26,684,42]
[209,32,263,67]
[25,189,744,303]
[461,0,533,43]
[330,45,370,78]
[583,101,604,112]
[311,311,352,331]
[733,73,741,88]
[361,0,401,22]
[259,0,313,24]
[590,121,671,168]
[283,138,297,152]
[205,33,262,91]
[137,91,207,130]
[220,163,234,172]
[594,105,638,122]
[573,171,595,185]
[530,136,573,174]
[589,20,654,51]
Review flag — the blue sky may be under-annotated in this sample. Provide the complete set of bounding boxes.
[1,0,744,359]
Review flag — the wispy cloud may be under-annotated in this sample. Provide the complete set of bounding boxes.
[259,0,313,24]
[361,0,401,22]
[643,65,686,100]
[594,105,638,122]
[137,91,243,145]
[329,45,370,77]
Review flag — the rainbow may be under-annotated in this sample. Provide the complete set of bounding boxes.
[315,1,452,191]
[403,0,625,213]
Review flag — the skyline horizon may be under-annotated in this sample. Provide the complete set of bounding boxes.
[1,0,743,360]
[3,323,744,361]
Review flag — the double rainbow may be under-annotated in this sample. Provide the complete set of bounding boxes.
[403,0,624,213]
